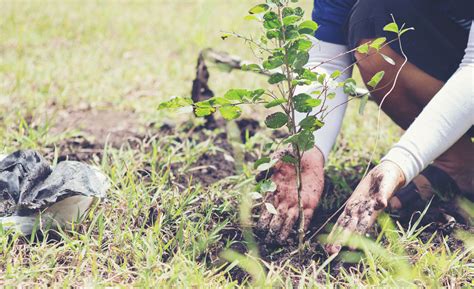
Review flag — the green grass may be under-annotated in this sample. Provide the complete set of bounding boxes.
[0,0,472,287]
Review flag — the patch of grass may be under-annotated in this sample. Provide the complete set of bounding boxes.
[0,0,472,287]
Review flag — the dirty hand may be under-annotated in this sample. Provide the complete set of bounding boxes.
[325,161,406,255]
[256,147,325,244]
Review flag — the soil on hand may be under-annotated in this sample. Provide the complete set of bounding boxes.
[44,108,473,285]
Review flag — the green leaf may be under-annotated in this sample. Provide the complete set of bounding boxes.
[294,93,321,113]
[219,105,242,120]
[268,73,286,84]
[283,15,301,26]
[258,179,277,193]
[254,156,271,169]
[263,56,284,70]
[258,180,277,193]
[241,63,262,72]
[294,7,304,16]
[317,73,326,84]
[297,130,315,151]
[298,20,318,34]
[263,11,281,29]
[250,89,265,101]
[383,22,399,34]
[195,106,215,117]
[293,51,309,69]
[244,15,259,21]
[254,157,278,172]
[158,97,193,110]
[265,112,288,129]
[367,71,385,88]
[330,70,341,79]
[281,154,297,164]
[266,30,281,40]
[299,116,324,130]
[282,7,294,17]
[357,43,369,54]
[284,26,300,40]
[343,78,357,95]
[248,4,269,14]
[370,37,386,50]
[224,89,249,102]
[300,69,317,81]
[284,130,315,151]
[211,97,231,105]
[327,92,336,99]
[359,94,369,115]
[297,38,312,51]
[266,0,283,7]
[264,98,287,108]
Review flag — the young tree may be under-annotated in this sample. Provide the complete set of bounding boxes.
[159,0,408,254]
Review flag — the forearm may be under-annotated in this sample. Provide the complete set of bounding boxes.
[295,40,352,163]
[383,25,474,185]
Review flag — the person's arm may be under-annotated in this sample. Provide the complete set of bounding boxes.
[383,24,474,185]
[294,39,352,162]
[326,24,474,255]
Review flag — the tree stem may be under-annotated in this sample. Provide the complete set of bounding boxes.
[295,149,304,253]
[277,5,305,255]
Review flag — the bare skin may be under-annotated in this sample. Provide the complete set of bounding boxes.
[256,147,325,244]
[258,39,473,252]
[325,161,405,254]
[325,41,473,254]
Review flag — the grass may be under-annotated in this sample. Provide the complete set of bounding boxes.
[0,0,472,287]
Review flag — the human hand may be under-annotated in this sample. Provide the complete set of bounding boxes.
[325,161,405,255]
[256,147,325,244]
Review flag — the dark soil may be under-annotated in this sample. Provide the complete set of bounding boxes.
[42,108,472,285]
[47,109,258,188]
[170,131,236,187]
[48,109,146,161]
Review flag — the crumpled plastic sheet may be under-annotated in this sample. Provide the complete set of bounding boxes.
[0,150,109,235]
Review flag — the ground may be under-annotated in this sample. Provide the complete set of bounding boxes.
[0,0,473,287]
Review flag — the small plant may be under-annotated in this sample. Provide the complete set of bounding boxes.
[159,0,409,254]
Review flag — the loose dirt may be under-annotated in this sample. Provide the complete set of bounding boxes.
[44,108,472,284]
[49,109,146,161]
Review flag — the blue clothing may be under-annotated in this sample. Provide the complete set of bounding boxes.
[312,0,355,45]
[312,0,472,45]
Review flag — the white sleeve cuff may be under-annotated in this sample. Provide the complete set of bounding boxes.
[295,39,352,163]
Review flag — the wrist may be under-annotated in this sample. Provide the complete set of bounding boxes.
[309,146,325,166]
[378,160,407,190]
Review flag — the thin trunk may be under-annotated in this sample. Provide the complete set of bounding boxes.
[277,5,306,255]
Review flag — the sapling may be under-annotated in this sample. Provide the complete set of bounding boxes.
[158,0,410,254]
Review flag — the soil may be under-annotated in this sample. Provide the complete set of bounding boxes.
[169,131,236,187]
[40,108,472,285]
[48,109,146,161]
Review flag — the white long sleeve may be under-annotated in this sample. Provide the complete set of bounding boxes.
[295,39,352,162]
[383,24,474,185]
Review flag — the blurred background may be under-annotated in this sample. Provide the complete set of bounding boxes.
[0,0,400,158]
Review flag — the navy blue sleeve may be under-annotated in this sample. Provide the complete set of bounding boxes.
[312,0,356,45]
